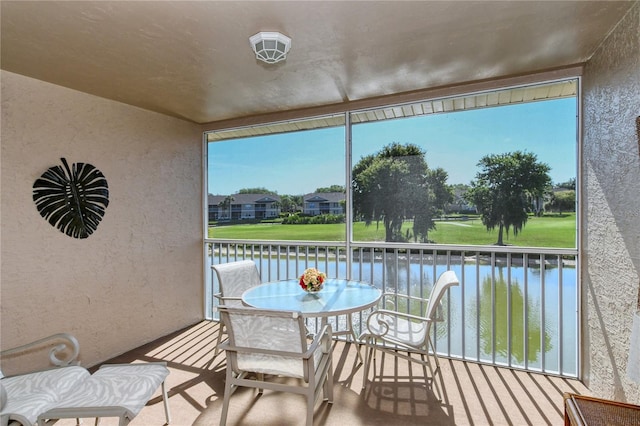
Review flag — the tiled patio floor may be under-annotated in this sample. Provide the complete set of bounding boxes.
[75,320,589,425]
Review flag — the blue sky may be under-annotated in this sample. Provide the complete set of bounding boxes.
[208,98,577,195]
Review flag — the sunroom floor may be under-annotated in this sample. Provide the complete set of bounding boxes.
[63,320,589,425]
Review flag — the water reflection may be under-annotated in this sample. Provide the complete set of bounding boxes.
[473,270,552,365]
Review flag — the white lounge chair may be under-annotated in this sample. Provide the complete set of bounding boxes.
[0,333,171,426]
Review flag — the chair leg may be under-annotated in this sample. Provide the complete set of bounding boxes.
[161,380,172,424]
[306,389,314,426]
[362,340,374,390]
[219,366,234,426]
[326,357,334,403]
[427,335,443,372]
[347,314,364,364]
[421,352,442,402]
[257,373,264,394]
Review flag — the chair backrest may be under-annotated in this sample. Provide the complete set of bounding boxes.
[212,260,262,306]
[425,270,459,321]
[218,306,310,378]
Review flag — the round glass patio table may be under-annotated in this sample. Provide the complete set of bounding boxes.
[241,278,382,319]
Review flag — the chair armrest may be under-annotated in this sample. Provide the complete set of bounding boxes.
[381,292,428,302]
[215,294,243,304]
[222,343,306,358]
[380,292,429,308]
[220,324,333,360]
[306,324,333,357]
[379,293,444,321]
[364,309,432,341]
[0,333,80,368]
[215,292,240,301]
[369,308,430,324]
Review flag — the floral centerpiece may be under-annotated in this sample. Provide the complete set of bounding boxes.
[299,268,326,292]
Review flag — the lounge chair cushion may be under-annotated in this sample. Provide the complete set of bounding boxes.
[51,363,169,418]
[0,381,7,410]
[0,363,169,426]
[0,366,89,425]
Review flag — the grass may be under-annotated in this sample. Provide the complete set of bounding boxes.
[209,213,576,248]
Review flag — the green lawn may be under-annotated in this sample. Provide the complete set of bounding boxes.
[209,213,576,248]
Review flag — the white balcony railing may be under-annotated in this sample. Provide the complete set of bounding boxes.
[205,239,579,378]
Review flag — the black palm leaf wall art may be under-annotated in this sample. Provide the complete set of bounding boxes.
[33,158,109,239]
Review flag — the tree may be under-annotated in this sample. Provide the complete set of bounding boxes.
[218,195,234,220]
[412,168,452,242]
[276,194,299,213]
[352,142,446,242]
[428,167,454,213]
[237,187,277,195]
[315,185,345,193]
[555,178,576,190]
[546,190,575,214]
[465,151,551,245]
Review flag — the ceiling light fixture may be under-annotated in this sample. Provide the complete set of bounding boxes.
[249,32,291,64]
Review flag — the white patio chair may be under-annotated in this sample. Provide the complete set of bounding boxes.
[218,306,334,426]
[211,260,262,356]
[360,270,459,401]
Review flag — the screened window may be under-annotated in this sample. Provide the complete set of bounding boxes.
[205,79,577,249]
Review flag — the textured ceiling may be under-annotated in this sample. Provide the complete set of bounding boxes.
[1,1,635,124]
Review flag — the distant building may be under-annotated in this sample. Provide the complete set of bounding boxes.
[208,193,280,221]
[302,192,345,216]
[208,192,346,222]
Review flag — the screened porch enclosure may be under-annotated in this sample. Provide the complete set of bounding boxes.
[204,78,580,379]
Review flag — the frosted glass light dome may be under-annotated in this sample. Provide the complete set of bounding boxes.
[249,32,291,64]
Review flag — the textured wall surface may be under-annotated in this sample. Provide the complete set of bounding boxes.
[1,71,203,370]
[582,2,640,402]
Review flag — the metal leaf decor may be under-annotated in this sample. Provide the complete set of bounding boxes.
[33,158,109,239]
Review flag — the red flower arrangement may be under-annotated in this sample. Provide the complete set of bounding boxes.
[299,267,326,292]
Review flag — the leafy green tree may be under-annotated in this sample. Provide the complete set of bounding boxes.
[352,143,447,242]
[546,190,576,214]
[465,151,551,245]
[237,187,277,195]
[218,195,234,219]
[555,178,576,190]
[428,168,454,213]
[315,185,345,193]
[275,195,297,213]
[412,168,453,242]
[293,195,304,211]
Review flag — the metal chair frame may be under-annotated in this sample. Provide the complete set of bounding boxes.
[211,260,262,356]
[218,306,334,426]
[360,270,459,401]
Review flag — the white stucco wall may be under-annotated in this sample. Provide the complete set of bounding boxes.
[1,71,203,371]
[582,2,640,402]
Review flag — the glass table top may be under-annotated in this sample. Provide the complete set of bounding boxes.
[241,278,382,317]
